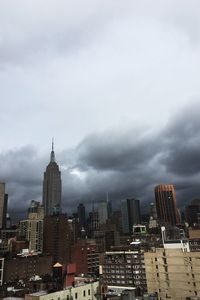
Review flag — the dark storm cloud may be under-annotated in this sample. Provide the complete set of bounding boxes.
[161,103,200,175]
[76,129,159,171]
[2,103,200,220]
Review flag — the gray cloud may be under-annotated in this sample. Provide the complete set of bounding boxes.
[0,1,200,219]
[2,103,200,220]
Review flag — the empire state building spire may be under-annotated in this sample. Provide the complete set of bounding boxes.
[43,140,62,216]
[50,138,55,162]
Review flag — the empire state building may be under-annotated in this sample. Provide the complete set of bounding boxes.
[43,142,62,216]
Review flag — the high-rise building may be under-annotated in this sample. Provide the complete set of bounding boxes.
[42,141,62,216]
[98,202,108,225]
[0,183,8,229]
[155,184,180,225]
[43,214,71,264]
[19,200,44,252]
[77,203,86,228]
[121,198,141,234]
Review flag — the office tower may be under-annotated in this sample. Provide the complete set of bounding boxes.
[98,202,108,225]
[19,200,44,252]
[155,184,180,225]
[0,183,8,229]
[121,198,141,234]
[77,203,86,228]
[43,141,62,216]
[43,214,71,264]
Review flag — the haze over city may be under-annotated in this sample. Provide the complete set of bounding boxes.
[1,0,200,217]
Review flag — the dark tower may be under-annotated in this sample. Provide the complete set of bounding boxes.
[43,140,62,216]
[155,184,180,225]
[77,203,86,228]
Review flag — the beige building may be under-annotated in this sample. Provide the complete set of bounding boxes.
[144,248,200,300]
[25,281,99,300]
[19,201,44,252]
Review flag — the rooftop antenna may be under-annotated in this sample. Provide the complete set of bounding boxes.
[50,138,55,162]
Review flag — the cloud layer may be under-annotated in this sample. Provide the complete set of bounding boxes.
[1,103,200,219]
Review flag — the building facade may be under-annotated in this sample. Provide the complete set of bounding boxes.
[71,239,99,276]
[155,184,180,225]
[42,142,62,216]
[3,254,52,283]
[0,183,8,229]
[101,250,147,295]
[43,214,71,264]
[121,199,141,234]
[144,248,200,300]
[25,281,99,300]
[19,201,44,252]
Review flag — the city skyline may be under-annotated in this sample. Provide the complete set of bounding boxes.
[0,1,200,216]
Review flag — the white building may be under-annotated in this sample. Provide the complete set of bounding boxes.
[25,281,99,300]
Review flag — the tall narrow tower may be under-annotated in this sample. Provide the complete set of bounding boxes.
[43,141,62,216]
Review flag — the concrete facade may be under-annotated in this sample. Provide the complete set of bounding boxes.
[144,248,200,299]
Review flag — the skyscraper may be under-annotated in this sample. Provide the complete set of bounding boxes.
[155,184,180,225]
[77,203,86,228]
[43,141,62,216]
[0,183,8,229]
[121,198,141,234]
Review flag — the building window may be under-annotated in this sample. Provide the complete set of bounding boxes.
[88,289,90,295]
[75,293,78,299]
[83,290,86,297]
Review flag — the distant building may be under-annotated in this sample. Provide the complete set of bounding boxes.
[42,141,62,216]
[0,183,8,229]
[43,214,71,264]
[77,203,86,228]
[88,211,100,236]
[98,202,108,225]
[155,184,180,225]
[185,199,200,226]
[121,199,141,234]
[19,200,44,252]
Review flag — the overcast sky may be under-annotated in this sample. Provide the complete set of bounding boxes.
[0,0,200,218]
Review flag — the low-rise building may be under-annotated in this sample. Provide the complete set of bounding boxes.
[25,280,99,300]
